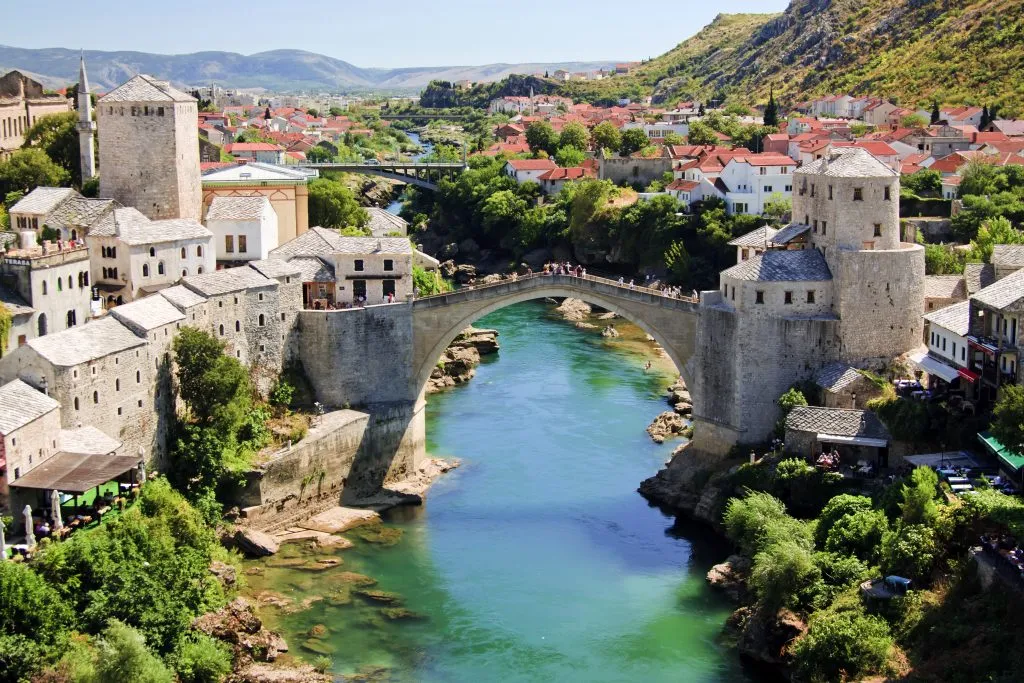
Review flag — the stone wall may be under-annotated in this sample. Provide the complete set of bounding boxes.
[598,155,671,186]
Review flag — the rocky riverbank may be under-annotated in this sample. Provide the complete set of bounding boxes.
[427,327,499,393]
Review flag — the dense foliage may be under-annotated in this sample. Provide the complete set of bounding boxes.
[308,177,369,230]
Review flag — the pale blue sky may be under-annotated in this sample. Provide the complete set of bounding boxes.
[5,0,789,68]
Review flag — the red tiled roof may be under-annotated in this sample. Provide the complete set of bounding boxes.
[506,159,558,171]
[224,142,283,152]
[667,179,699,191]
[537,167,596,181]
[834,141,899,157]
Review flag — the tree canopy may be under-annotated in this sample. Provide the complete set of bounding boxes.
[0,147,71,196]
[308,178,368,229]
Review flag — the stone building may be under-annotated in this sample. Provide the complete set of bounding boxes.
[0,379,61,509]
[691,148,925,450]
[7,186,116,242]
[97,75,202,222]
[205,196,279,263]
[86,207,215,304]
[0,71,72,156]
[201,162,314,245]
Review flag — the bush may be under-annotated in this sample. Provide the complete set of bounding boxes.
[723,492,788,555]
[94,620,175,683]
[792,607,894,682]
[750,539,820,609]
[900,466,939,525]
[774,458,843,515]
[269,380,295,411]
[881,523,938,584]
[815,494,874,547]
[171,633,233,683]
[775,388,808,436]
[824,509,890,563]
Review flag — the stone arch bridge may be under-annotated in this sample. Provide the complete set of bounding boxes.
[411,272,702,412]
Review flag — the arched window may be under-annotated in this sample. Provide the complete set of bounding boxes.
[67,276,72,289]
[57,278,62,292]
[218,324,224,336]
[142,264,149,277]
[181,247,186,258]
[197,245,203,257]
[235,320,240,332]
[92,391,99,404]
[37,313,46,336]
[197,266,204,274]
[71,229,78,241]
[41,281,47,295]
[258,314,265,327]
[149,247,156,257]
[157,261,165,275]
[182,269,188,277]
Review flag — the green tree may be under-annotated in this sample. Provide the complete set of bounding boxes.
[308,178,368,229]
[880,523,937,583]
[923,242,966,275]
[619,128,650,156]
[967,216,1024,262]
[902,169,942,196]
[94,620,174,683]
[763,88,779,128]
[0,561,73,679]
[992,384,1024,454]
[902,113,928,129]
[412,265,452,296]
[930,101,941,125]
[554,145,586,167]
[793,608,894,682]
[328,106,345,117]
[305,145,333,163]
[663,240,690,282]
[661,131,685,146]
[815,494,874,546]
[0,147,71,195]
[763,192,791,220]
[480,189,528,238]
[171,633,233,683]
[686,120,719,146]
[525,121,559,155]
[558,121,589,151]
[723,491,789,555]
[591,121,622,153]
[900,466,939,525]
[750,538,819,609]
[825,509,890,563]
[22,111,83,185]
[306,108,320,118]
[775,387,808,435]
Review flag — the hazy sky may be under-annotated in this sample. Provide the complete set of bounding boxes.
[5,0,790,68]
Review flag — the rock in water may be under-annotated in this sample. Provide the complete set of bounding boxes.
[234,528,280,557]
[706,555,751,602]
[646,411,684,443]
[601,325,620,338]
[555,298,592,322]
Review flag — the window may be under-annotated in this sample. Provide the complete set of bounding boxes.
[118,407,123,416]
[142,264,149,277]
[828,185,833,200]
[384,259,394,271]
[235,320,241,332]
[115,379,120,391]
[258,314,265,326]
[804,214,809,225]
[962,347,966,362]
[149,247,156,257]
[57,278,62,292]
[741,248,749,261]
[93,391,99,404]
[181,247,186,258]
[354,259,364,272]
[821,221,827,235]
[942,337,947,351]
[74,397,79,410]
[383,279,396,298]
[219,324,225,336]
[157,261,165,275]
[853,187,863,201]
[763,185,772,193]
[730,286,735,301]
[41,280,48,295]
[810,184,816,198]
[197,245,203,257]
[182,269,188,277]
[197,267,203,274]
[806,290,815,304]
[158,107,164,116]
[136,370,141,383]
[755,290,764,304]
[258,293,263,301]
[225,235,234,253]
[884,185,891,201]
[873,223,882,237]
[784,291,793,304]
[238,235,247,253]
[784,185,792,192]
[281,312,286,321]
[353,279,367,300]
[813,220,818,233]
[66,310,77,328]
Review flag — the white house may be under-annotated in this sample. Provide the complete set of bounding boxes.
[913,300,971,387]
[224,142,285,164]
[717,154,796,215]
[504,159,557,184]
[205,196,279,262]
[621,121,690,140]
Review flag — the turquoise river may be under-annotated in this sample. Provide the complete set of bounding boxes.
[247,301,755,682]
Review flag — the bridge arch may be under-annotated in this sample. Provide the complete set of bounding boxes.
[411,275,701,404]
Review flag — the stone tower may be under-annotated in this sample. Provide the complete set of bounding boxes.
[97,74,201,221]
[76,55,97,181]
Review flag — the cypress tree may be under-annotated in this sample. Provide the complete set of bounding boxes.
[764,87,779,128]
[930,101,941,124]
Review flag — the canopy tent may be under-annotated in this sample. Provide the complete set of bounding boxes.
[978,432,1024,485]
[10,453,139,493]
[908,350,960,383]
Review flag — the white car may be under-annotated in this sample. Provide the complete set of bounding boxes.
[364,158,381,166]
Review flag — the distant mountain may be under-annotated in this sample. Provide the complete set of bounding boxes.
[0,45,618,93]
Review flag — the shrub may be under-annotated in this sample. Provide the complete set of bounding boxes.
[775,388,808,436]
[792,607,894,682]
[900,466,939,525]
[94,620,175,683]
[881,523,938,584]
[171,633,233,683]
[269,380,295,411]
[815,494,874,546]
[750,539,820,609]
[825,509,890,563]
[723,491,788,555]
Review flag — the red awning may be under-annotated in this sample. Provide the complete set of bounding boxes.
[958,368,980,382]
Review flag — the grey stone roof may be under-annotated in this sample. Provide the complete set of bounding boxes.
[271,227,411,259]
[27,317,146,367]
[814,362,864,393]
[249,259,302,279]
[771,223,811,245]
[728,225,777,248]
[9,187,76,215]
[287,256,335,282]
[110,294,185,331]
[964,263,996,294]
[924,300,970,336]
[0,285,33,316]
[159,284,207,310]
[786,406,891,440]
[87,207,151,238]
[99,74,195,103]
[48,196,118,232]
[205,196,271,221]
[0,379,59,434]
[721,248,832,282]
[58,426,121,455]
[365,208,408,237]
[992,244,1024,269]
[183,266,274,297]
[971,266,1024,311]
[88,208,212,245]
[923,275,967,300]
[796,148,898,179]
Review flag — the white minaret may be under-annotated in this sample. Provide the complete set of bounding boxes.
[76,53,97,181]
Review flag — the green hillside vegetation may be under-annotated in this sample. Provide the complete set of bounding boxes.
[492,0,1024,115]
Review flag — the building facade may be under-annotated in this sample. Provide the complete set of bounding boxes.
[0,71,72,156]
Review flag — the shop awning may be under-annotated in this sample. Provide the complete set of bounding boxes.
[908,350,960,383]
[817,433,889,448]
[958,368,979,382]
[978,431,1024,474]
[10,453,138,493]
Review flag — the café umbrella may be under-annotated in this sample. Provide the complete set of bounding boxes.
[0,516,7,561]
[51,489,64,531]
[23,505,35,548]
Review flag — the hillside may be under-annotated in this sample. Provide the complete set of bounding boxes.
[0,44,618,93]
[553,0,1024,115]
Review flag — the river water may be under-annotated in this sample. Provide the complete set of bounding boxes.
[247,302,750,682]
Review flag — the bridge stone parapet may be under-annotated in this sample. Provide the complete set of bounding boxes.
[297,162,465,190]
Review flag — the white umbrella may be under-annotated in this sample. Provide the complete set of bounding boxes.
[23,505,35,548]
[0,516,7,561]
[51,489,63,532]
[138,447,146,484]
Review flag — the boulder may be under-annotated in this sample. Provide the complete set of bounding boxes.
[454,264,477,284]
[476,273,503,285]
[575,322,598,330]
[555,298,592,322]
[194,597,290,664]
[453,327,500,354]
[597,312,618,320]
[601,324,620,338]
[441,242,459,259]
[706,555,751,602]
[209,560,237,587]
[673,402,693,416]
[457,238,481,260]
[232,663,331,683]
[300,506,380,534]
[234,529,280,558]
[735,606,806,665]
[646,411,685,443]
[439,259,457,278]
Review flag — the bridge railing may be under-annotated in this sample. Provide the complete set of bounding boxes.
[415,270,699,304]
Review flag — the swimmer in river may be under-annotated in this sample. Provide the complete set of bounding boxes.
[644,361,652,372]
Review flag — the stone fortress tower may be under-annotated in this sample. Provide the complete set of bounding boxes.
[689,147,924,453]
[76,55,96,181]
[97,74,201,222]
